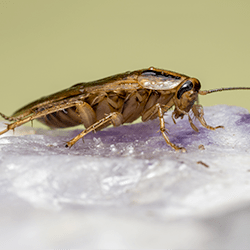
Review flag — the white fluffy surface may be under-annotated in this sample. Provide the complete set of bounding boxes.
[0,105,250,249]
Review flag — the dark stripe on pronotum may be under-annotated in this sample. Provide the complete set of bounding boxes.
[177,80,193,99]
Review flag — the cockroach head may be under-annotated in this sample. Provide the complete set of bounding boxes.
[173,78,201,119]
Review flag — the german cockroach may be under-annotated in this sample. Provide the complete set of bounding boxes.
[0,67,250,152]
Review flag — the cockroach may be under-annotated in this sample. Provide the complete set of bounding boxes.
[0,67,250,152]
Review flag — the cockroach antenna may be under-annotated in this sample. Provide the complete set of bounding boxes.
[199,87,250,95]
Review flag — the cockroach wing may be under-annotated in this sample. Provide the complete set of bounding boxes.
[11,70,138,118]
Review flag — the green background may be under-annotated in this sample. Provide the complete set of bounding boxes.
[1,0,250,127]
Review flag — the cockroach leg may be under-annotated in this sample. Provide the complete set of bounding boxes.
[0,112,17,122]
[65,112,122,148]
[0,101,80,135]
[0,127,9,136]
[171,112,177,124]
[75,102,96,129]
[192,105,224,131]
[156,104,186,152]
[188,114,199,132]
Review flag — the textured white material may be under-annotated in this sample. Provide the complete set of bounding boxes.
[0,105,250,248]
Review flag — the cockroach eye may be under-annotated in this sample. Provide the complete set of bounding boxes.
[177,80,193,99]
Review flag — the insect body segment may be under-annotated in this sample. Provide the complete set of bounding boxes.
[1,67,250,152]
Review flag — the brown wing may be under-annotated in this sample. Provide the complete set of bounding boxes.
[12,69,143,118]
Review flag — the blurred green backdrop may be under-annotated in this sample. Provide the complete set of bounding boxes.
[1,0,250,128]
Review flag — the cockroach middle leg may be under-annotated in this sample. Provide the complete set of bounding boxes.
[156,104,186,152]
[65,112,122,148]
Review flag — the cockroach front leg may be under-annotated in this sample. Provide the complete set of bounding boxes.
[156,104,186,152]
[65,112,123,148]
[188,114,199,132]
[192,104,224,131]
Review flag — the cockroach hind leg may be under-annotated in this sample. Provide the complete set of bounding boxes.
[0,125,16,136]
[65,134,83,148]
[0,112,15,122]
[0,127,9,136]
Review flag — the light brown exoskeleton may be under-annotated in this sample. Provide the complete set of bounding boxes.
[0,67,250,152]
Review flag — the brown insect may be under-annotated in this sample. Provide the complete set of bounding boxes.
[0,67,249,152]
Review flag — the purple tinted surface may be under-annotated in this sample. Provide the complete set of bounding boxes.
[0,105,250,248]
